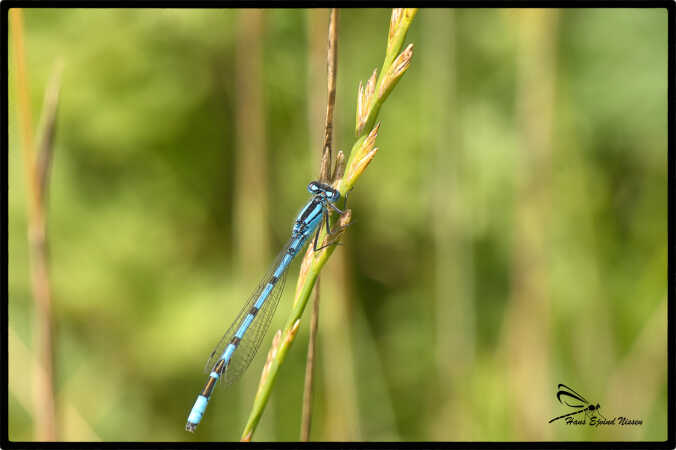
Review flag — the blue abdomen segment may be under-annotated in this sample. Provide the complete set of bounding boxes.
[235,313,255,339]
[187,395,209,431]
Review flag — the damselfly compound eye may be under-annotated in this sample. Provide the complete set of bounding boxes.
[327,189,340,202]
[307,181,321,194]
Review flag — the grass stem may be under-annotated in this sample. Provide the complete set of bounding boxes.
[10,9,61,441]
[300,8,339,442]
[241,9,417,440]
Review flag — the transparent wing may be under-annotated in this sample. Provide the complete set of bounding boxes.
[203,239,293,386]
[223,270,286,385]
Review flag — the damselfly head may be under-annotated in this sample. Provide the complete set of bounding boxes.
[307,181,340,202]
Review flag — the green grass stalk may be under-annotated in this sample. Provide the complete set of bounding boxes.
[240,8,417,441]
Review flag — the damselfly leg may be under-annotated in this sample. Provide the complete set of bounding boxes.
[312,189,352,252]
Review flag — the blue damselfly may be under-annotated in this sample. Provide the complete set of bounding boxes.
[186,181,347,432]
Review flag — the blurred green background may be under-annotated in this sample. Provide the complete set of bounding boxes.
[8,8,668,442]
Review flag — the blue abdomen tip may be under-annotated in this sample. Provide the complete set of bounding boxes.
[186,395,209,431]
